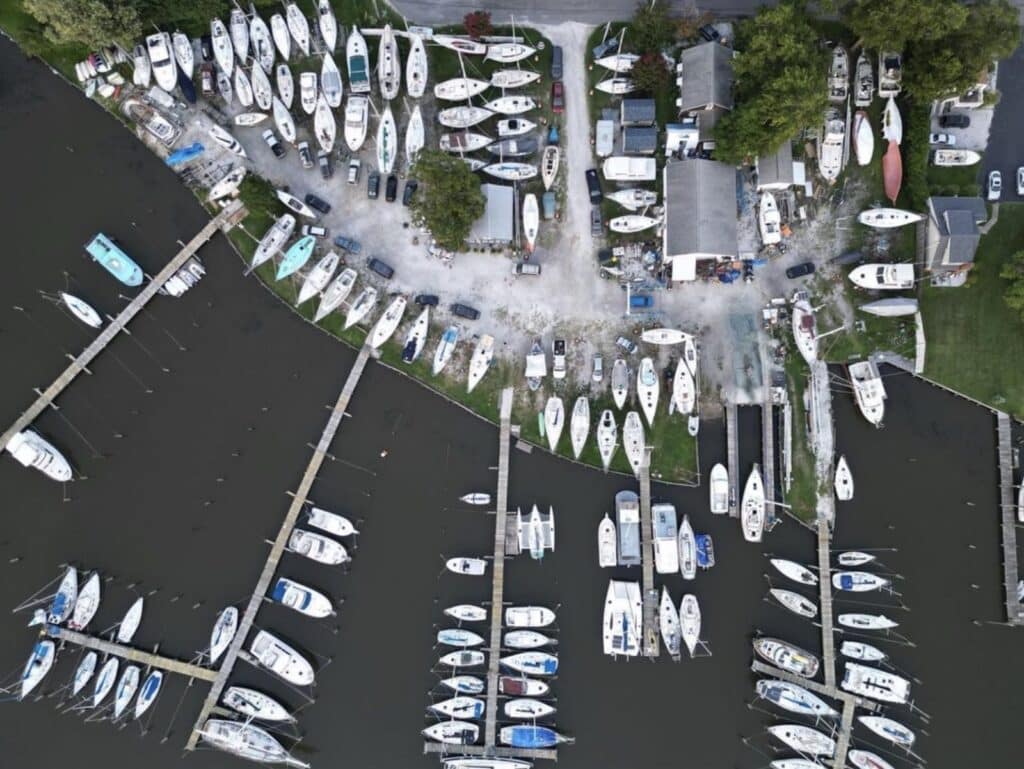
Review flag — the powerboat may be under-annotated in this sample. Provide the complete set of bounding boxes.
[756,679,838,718]
[447,557,487,576]
[207,166,247,202]
[741,465,765,543]
[596,410,618,471]
[834,455,854,500]
[223,686,293,722]
[406,34,427,98]
[505,606,555,627]
[146,33,178,93]
[249,630,315,686]
[315,268,357,322]
[20,640,55,700]
[933,149,982,166]
[438,628,486,647]
[770,588,818,618]
[116,597,144,644]
[854,52,874,106]
[603,580,642,657]
[570,396,590,459]
[598,513,617,567]
[652,503,678,574]
[709,463,729,514]
[636,357,659,426]
[5,429,73,482]
[522,192,539,251]
[818,107,845,182]
[433,326,460,376]
[208,123,246,158]
[858,715,915,748]
[752,637,820,678]
[132,44,151,87]
[659,586,681,658]
[679,594,701,657]
[849,263,914,290]
[445,604,487,622]
[209,606,238,663]
[368,294,407,349]
[544,397,564,452]
[252,214,296,270]
[346,27,370,93]
[270,577,333,618]
[842,662,911,703]
[134,670,163,719]
[832,571,890,592]
[611,358,629,409]
[430,696,485,720]
[296,251,339,305]
[759,192,782,246]
[676,513,696,579]
[848,360,886,426]
[377,24,401,100]
[770,558,818,585]
[288,528,349,565]
[838,613,898,630]
[616,490,641,566]
[466,335,494,393]
[198,719,308,767]
[84,232,143,286]
[768,724,836,756]
[828,44,849,102]
[623,412,645,477]
[525,339,546,390]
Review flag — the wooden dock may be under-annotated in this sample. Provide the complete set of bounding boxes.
[0,200,245,450]
[816,517,838,688]
[996,411,1022,624]
[726,403,739,517]
[422,743,559,761]
[761,402,775,523]
[749,660,873,711]
[834,697,857,767]
[638,448,659,658]
[48,626,215,681]
[185,345,373,750]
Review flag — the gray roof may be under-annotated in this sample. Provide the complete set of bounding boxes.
[756,142,795,188]
[678,42,734,113]
[927,196,987,267]
[622,126,658,154]
[468,184,514,243]
[621,98,656,125]
[663,159,738,258]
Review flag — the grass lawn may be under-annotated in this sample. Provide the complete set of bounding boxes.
[927,160,982,198]
[782,352,818,522]
[919,202,1024,416]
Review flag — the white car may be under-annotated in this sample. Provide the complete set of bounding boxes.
[928,132,956,146]
[1017,167,1024,196]
[988,170,1002,201]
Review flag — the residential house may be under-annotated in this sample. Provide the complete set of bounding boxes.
[676,41,734,116]
[924,196,989,285]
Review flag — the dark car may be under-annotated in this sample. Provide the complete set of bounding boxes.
[450,302,480,320]
[699,24,721,42]
[261,128,285,158]
[367,171,381,199]
[385,173,398,202]
[590,206,603,235]
[317,151,333,180]
[551,81,564,114]
[333,234,362,254]
[402,179,419,206]
[585,169,602,203]
[551,45,563,79]
[304,193,331,215]
[367,257,394,279]
[199,35,213,62]
[785,262,816,279]
[939,113,970,129]
[415,293,439,306]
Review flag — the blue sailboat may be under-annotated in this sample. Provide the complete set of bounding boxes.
[499,725,573,749]
[696,534,715,569]
[275,236,315,280]
[134,670,163,719]
[85,233,144,286]
[166,142,204,166]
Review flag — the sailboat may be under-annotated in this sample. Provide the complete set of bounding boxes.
[433,35,486,55]
[207,166,247,202]
[849,752,897,769]
[486,42,536,64]
[623,411,645,476]
[5,429,73,482]
[216,69,233,104]
[208,123,247,158]
[321,52,342,107]
[71,651,97,696]
[68,572,101,630]
[20,640,55,700]
[439,650,485,667]
[882,96,903,144]
[636,357,659,426]
[276,190,316,219]
[492,69,540,88]
[504,698,555,719]
[832,571,890,592]
[466,334,494,393]
[498,117,537,137]
[368,295,407,349]
[209,606,238,664]
[438,105,494,129]
[770,558,818,585]
[402,307,430,363]
[791,296,818,364]
[709,463,729,514]
[296,251,338,305]
[757,679,838,718]
[842,662,911,703]
[377,105,397,173]
[314,268,356,322]
[61,291,102,328]
[544,397,564,452]
[483,95,537,115]
[610,215,659,233]
[343,287,377,329]
[406,34,428,98]
[316,0,337,51]
[133,670,162,719]
[112,665,141,718]
[210,18,234,77]
[752,637,820,678]
[569,396,590,459]
[504,630,553,650]
[406,105,425,165]
[595,77,636,95]
[307,506,357,537]
[423,721,479,745]
[857,207,922,228]
[858,715,915,748]
[272,95,296,143]
[252,214,296,270]
[275,236,315,280]
[433,326,460,375]
[223,686,293,722]
[288,528,348,565]
[522,193,539,252]
[249,7,274,73]
[445,604,487,622]
[525,339,546,390]
[597,513,617,567]
[741,464,765,543]
[768,724,836,756]
[770,588,818,618]
[672,359,695,415]
[430,696,485,718]
[435,77,489,101]
[541,146,560,190]
[838,551,876,567]
[438,628,485,647]
[853,110,874,166]
[172,32,194,78]
[834,455,854,500]
[883,140,903,204]
[346,27,370,93]
[847,360,886,427]
[838,613,899,630]
[860,297,918,317]
[198,719,309,767]
[285,3,310,56]
[659,586,681,658]
[314,94,336,153]
[596,410,617,471]
[679,594,700,657]
[271,577,333,618]
[299,72,317,114]
[440,131,492,153]
[677,515,696,580]
[228,8,249,64]
[377,24,401,100]
[116,597,144,643]
[92,657,119,706]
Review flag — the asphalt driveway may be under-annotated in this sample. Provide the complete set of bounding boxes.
[985,42,1024,201]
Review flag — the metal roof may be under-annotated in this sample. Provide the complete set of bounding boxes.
[663,159,738,260]
[468,184,514,243]
[677,42,734,113]
[620,98,656,125]
[622,126,658,154]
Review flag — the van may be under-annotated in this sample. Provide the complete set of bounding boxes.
[585,169,602,203]
[551,46,563,79]
[301,224,327,238]
[513,262,541,276]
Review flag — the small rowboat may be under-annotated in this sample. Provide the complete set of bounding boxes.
[447,557,487,576]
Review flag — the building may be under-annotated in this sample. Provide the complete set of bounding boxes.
[664,120,700,157]
[620,98,656,127]
[467,184,514,246]
[662,159,738,281]
[622,126,658,155]
[924,196,988,285]
[756,142,797,191]
[676,41,734,114]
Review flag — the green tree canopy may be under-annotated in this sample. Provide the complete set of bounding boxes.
[410,151,486,252]
[630,0,675,53]
[630,52,671,94]
[715,2,828,164]
[844,0,968,52]
[24,0,142,48]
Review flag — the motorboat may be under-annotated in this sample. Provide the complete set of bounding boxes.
[406,105,425,164]
[207,166,247,202]
[615,490,640,566]
[859,297,918,317]
[343,287,378,329]
[504,698,555,719]
[92,657,118,706]
[498,117,537,137]
[377,24,401,100]
[112,665,141,718]
[595,77,636,94]
[505,606,555,628]
[433,325,460,375]
[602,579,642,657]
[433,35,486,55]
[482,95,537,116]
[146,33,178,93]
[770,558,818,585]
[71,651,97,696]
[709,463,729,514]
[857,207,923,228]
[116,597,144,644]
[210,18,234,77]
[608,187,657,211]
[486,43,536,64]
[406,34,427,98]
[853,110,874,165]
[544,397,564,452]
[849,263,914,290]
[224,686,293,722]
[741,465,765,543]
[133,670,162,719]
[595,52,639,72]
[491,69,540,88]
[858,715,915,747]
[483,162,537,181]
[759,192,782,246]
[434,77,489,101]
[84,231,144,286]
[752,637,820,678]
[756,679,838,718]
[438,628,486,647]
[610,214,659,233]
[659,586,681,658]
[522,191,539,250]
[832,571,890,592]
[229,8,249,64]
[402,308,430,363]
[209,606,238,663]
[460,493,490,506]
[441,675,485,694]
[252,214,296,269]
[299,71,317,114]
[819,107,845,182]
[676,513,696,579]
[525,339,546,390]
[854,52,874,106]
[275,235,315,281]
[596,410,618,471]
[569,396,590,459]
[791,295,817,364]
[296,251,338,305]
[848,359,887,426]
[770,588,818,618]
[499,726,572,749]
[834,455,854,500]
[439,650,485,667]
[440,131,492,153]
[504,630,553,649]
[250,9,275,73]
[250,630,314,686]
[828,44,849,102]
[498,676,549,696]
[882,96,903,144]
[611,358,629,409]
[446,604,487,622]
[768,724,836,757]
[447,558,487,576]
[271,577,333,618]
[285,2,310,56]
[314,267,357,322]
[933,149,982,166]
[849,751,897,769]
[376,104,397,173]
[20,640,55,700]
[679,594,701,657]
[623,412,645,477]
[288,528,349,565]
[649,503,678,574]
[5,430,73,483]
[368,294,406,349]
[343,95,369,152]
[430,696,485,720]
[198,719,308,767]
[316,0,337,51]
[208,123,247,158]
[272,96,296,142]
[838,551,876,567]
[672,359,695,415]
[346,27,370,93]
[842,662,910,703]
[132,44,151,87]
[466,334,495,393]
[838,613,898,630]
[883,140,902,203]
[276,63,294,108]
[123,97,182,145]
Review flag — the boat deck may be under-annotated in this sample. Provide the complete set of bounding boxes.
[996,411,1023,624]
[48,626,215,681]
[638,449,659,658]
[185,343,373,750]
[726,402,739,517]
[0,200,245,450]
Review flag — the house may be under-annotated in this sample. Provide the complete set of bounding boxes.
[756,142,797,191]
[924,196,988,285]
[676,41,734,114]
[622,126,658,155]
[467,184,514,246]
[620,98,656,127]
[662,159,738,281]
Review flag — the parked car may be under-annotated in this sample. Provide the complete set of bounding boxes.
[1017,166,1024,196]
[939,113,970,128]
[929,133,956,146]
[592,39,618,60]
[699,24,721,42]
[551,45,563,79]
[301,224,327,238]
[585,168,602,203]
[592,353,604,383]
[551,81,564,114]
[297,141,314,169]
[199,64,214,96]
[367,170,380,199]
[333,234,361,253]
[402,179,419,206]
[785,261,816,279]
[450,302,480,320]
[615,336,638,354]
[630,294,653,309]
[988,170,1002,201]
[261,128,285,158]
[552,339,567,380]
[367,257,394,279]
[317,151,333,179]
[304,193,331,214]
[347,158,361,185]
[590,206,603,235]
[385,173,398,202]
[415,293,439,307]
[513,262,541,276]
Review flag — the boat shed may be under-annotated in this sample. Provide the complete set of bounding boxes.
[676,41,734,114]
[468,184,515,246]
[924,196,988,284]
[662,159,738,282]
[620,98,656,127]
[622,126,658,155]
[755,142,797,191]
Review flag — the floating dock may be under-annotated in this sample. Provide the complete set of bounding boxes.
[816,517,838,689]
[186,344,373,750]
[638,448,659,658]
[48,626,215,682]
[761,401,776,523]
[996,411,1022,624]
[726,403,739,517]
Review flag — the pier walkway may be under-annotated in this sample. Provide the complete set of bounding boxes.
[762,402,775,523]
[639,449,659,658]
[816,517,838,688]
[186,344,373,750]
[996,411,1022,624]
[48,626,215,681]
[0,200,245,450]
[726,403,739,517]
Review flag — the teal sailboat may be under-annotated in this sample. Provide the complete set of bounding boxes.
[276,236,315,280]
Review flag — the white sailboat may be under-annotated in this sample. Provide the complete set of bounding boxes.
[440,131,492,153]
[849,752,896,769]
[752,637,820,678]
[224,686,293,722]
[368,295,407,349]
[316,0,337,51]
[275,63,294,108]
[405,104,425,166]
[768,724,836,757]
[344,287,377,329]
[275,189,314,218]
[296,250,339,306]
[377,24,400,100]
[251,214,296,270]
[288,528,349,565]
[759,192,782,246]
[439,105,494,129]
[791,297,817,364]
[770,558,818,585]
[832,571,890,592]
[483,162,537,182]
[491,69,540,88]
[68,572,101,630]
[216,70,233,103]
[636,357,659,426]
[208,123,247,157]
[208,166,247,202]
[677,514,696,580]
[285,3,310,56]
[402,307,430,363]
[841,641,887,662]
[314,267,357,322]
[423,721,479,745]
[709,463,729,514]
[20,640,55,700]
[60,292,102,328]
[321,52,343,107]
[112,665,141,718]
[848,359,886,426]
[741,464,765,543]
[858,715,915,748]
[198,719,308,767]
[860,297,919,317]
[438,627,486,648]
[598,513,617,567]
[299,71,317,114]
[171,32,194,78]
[504,698,555,719]
[250,8,275,73]
[569,397,590,459]
[497,117,537,137]
[757,679,838,718]
[659,586,681,658]
[853,110,874,165]
[430,696,485,719]
[483,95,537,115]
[376,104,397,173]
[838,551,877,567]
[679,594,700,657]
[834,455,854,500]
[210,18,234,77]
[116,597,144,644]
[433,35,486,55]
[485,43,536,63]
[595,77,636,94]
[446,604,487,622]
[433,326,460,375]
[610,214,659,233]
[544,397,564,452]
[229,8,249,64]
[209,606,238,663]
[406,34,428,98]
[623,411,645,477]
[466,334,494,393]
[882,96,903,144]
[841,662,910,703]
[672,360,695,415]
[434,77,489,101]
[838,613,899,630]
[146,33,178,93]
[344,95,369,151]
[71,651,97,696]
[271,576,333,618]
[249,630,314,686]
[611,358,629,409]
[522,193,539,252]
[92,657,119,706]
[596,410,617,471]
[541,145,560,191]
[596,52,639,72]
[314,93,336,153]
[5,429,73,481]
[857,208,923,228]
[770,588,818,618]
[272,95,296,143]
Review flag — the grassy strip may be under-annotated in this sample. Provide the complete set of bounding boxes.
[782,352,817,522]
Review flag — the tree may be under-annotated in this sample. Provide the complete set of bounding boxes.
[463,11,493,39]
[1001,251,1024,319]
[844,0,968,52]
[675,8,713,42]
[630,52,671,93]
[630,0,675,53]
[24,0,141,48]
[410,151,486,252]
